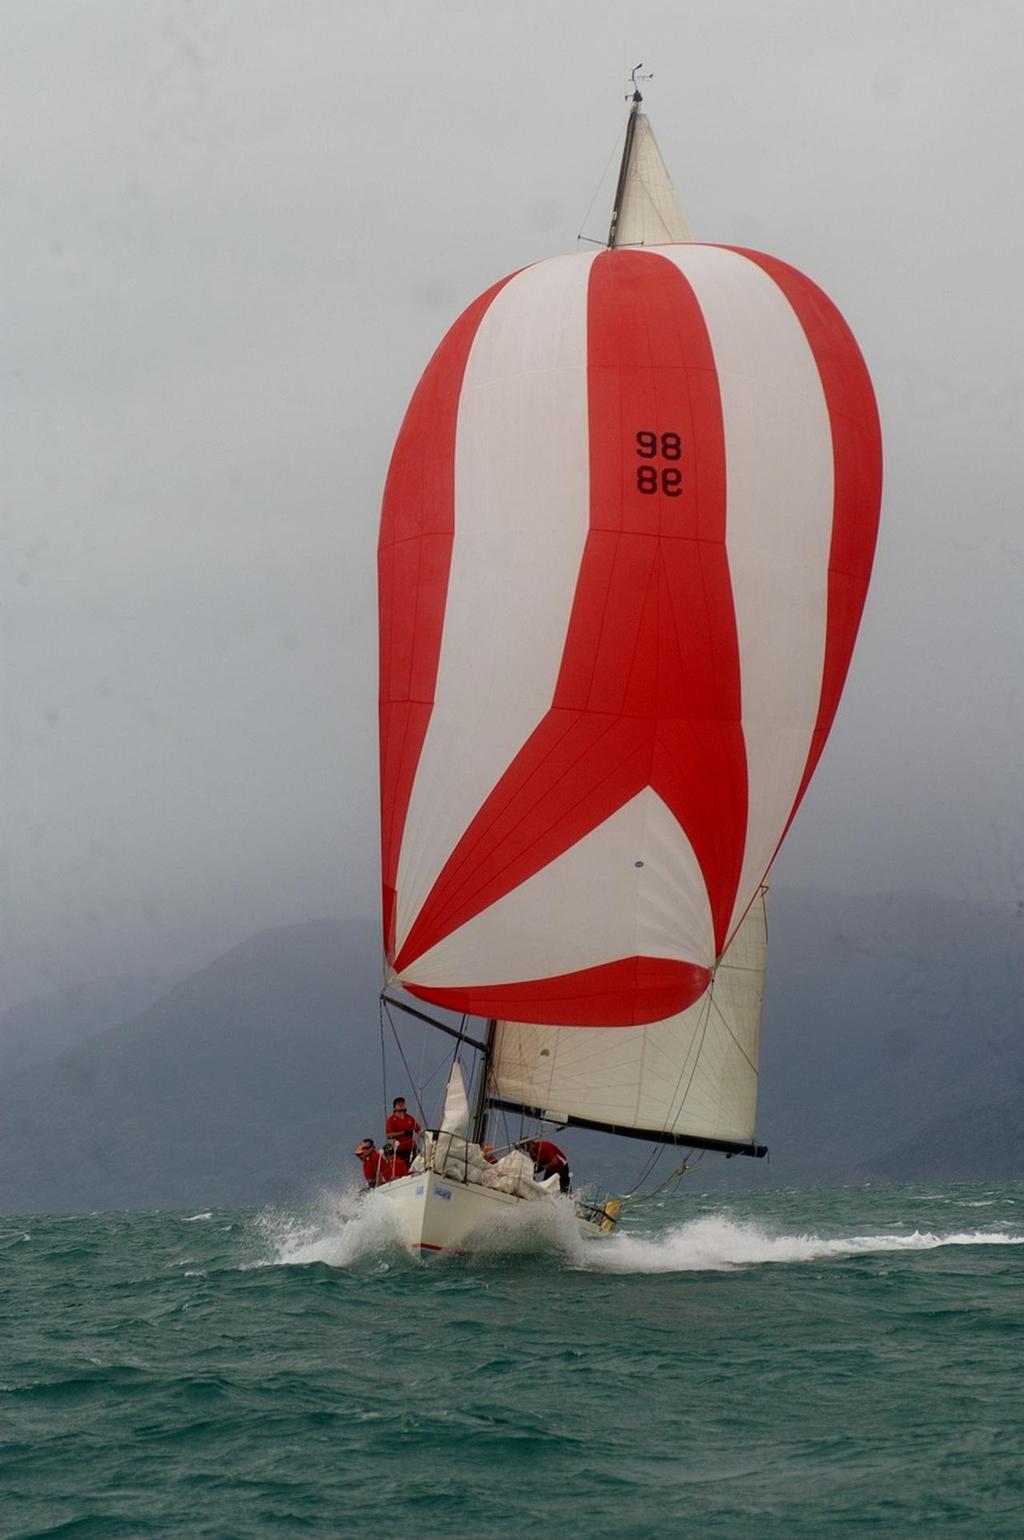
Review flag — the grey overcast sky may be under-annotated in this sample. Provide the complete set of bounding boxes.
[2,1,1021,1008]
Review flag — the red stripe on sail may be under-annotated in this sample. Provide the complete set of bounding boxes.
[395,250,746,996]
[402,956,712,1028]
[723,247,882,830]
[378,273,518,960]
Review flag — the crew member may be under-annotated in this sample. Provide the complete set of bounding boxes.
[520,1137,571,1193]
[354,1137,382,1188]
[385,1096,423,1163]
[377,1142,410,1184]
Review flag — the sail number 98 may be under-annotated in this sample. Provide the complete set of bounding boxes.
[636,431,683,496]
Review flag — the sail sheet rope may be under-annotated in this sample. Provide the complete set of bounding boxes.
[615,976,723,1204]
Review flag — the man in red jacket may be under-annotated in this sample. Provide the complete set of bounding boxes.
[385,1096,423,1164]
[355,1138,410,1188]
[521,1137,571,1193]
[354,1138,383,1188]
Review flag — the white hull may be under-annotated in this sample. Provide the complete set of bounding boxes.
[371,1167,608,1254]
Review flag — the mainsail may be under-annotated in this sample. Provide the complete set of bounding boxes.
[487,890,766,1154]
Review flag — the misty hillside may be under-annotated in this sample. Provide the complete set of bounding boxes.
[0,891,1021,1214]
[0,973,172,1079]
[855,1091,1024,1184]
[755,888,1024,1184]
[0,919,381,1214]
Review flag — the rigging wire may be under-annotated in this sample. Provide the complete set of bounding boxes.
[622,1147,720,1207]
[629,1142,667,1193]
[378,998,389,1129]
[417,1056,450,1100]
[380,996,472,1129]
[576,122,628,245]
[664,987,716,1135]
[416,1017,428,1111]
[380,998,430,1131]
[612,979,717,1200]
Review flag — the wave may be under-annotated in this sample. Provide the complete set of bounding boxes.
[581,1214,1024,1273]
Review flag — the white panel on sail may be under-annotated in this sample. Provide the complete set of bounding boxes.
[488,891,766,1145]
[614,114,691,246]
[393,255,597,956]
[656,246,833,944]
[398,788,715,991]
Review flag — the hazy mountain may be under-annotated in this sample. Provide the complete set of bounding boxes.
[753,887,1024,1185]
[0,892,1021,1214]
[855,1093,1024,1184]
[0,919,382,1215]
[0,974,172,1080]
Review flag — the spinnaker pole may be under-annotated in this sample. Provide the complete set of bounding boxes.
[380,992,490,1054]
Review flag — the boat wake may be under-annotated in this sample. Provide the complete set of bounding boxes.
[577,1213,1024,1273]
[250,1196,1024,1275]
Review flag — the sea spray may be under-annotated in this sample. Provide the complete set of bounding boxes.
[252,1183,409,1268]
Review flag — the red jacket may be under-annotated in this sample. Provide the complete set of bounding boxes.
[376,1153,410,1185]
[385,1111,422,1151]
[359,1149,410,1186]
[524,1138,568,1173]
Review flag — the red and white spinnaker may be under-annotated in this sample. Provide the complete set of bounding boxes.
[379,227,880,1032]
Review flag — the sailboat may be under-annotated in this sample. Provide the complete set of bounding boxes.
[371,76,882,1253]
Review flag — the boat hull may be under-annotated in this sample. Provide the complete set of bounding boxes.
[371,1168,606,1253]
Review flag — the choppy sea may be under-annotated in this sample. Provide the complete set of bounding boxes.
[2,1180,1022,1538]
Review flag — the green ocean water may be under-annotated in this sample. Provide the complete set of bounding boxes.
[2,1181,1022,1539]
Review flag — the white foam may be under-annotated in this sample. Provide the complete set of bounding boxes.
[577,1215,1024,1274]
[182,1211,212,1222]
[250,1185,408,1269]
